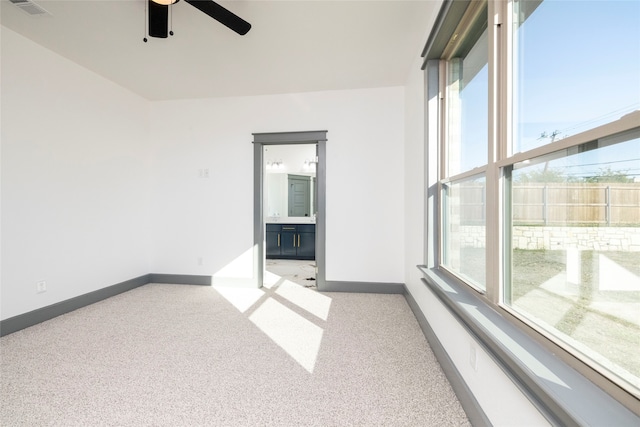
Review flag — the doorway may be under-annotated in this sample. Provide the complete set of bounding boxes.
[252,131,327,290]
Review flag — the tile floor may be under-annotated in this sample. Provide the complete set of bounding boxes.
[265,259,316,288]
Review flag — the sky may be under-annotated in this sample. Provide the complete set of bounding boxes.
[515,0,640,151]
[455,0,640,176]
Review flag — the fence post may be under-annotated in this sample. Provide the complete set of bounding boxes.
[605,185,611,226]
[543,185,548,225]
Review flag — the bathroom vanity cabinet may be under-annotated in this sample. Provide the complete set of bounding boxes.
[266,224,315,260]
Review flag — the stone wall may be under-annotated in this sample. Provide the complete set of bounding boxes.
[512,226,640,251]
[458,226,640,251]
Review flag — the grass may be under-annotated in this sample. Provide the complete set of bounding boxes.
[510,249,640,383]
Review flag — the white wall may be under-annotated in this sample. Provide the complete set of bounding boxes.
[149,88,405,284]
[1,24,406,319]
[0,28,151,320]
[402,56,549,425]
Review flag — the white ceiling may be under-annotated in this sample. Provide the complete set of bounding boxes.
[1,0,439,101]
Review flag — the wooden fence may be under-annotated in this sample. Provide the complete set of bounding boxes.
[512,183,640,225]
[453,183,640,226]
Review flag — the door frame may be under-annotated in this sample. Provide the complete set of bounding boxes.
[252,131,327,289]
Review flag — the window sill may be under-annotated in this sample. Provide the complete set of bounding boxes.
[418,265,639,426]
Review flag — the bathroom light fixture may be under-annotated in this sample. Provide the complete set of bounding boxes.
[267,160,283,170]
[151,0,178,5]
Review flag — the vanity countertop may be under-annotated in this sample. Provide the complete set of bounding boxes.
[266,217,315,224]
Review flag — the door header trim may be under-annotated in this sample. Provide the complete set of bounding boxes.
[252,130,328,144]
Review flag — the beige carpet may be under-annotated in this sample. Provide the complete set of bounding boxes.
[1,283,469,426]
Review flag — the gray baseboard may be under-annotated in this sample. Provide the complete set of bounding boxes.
[0,274,151,337]
[403,286,491,427]
[149,274,212,286]
[319,280,405,294]
[1,275,397,338]
[0,273,213,337]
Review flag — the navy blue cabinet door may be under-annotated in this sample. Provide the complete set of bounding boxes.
[297,231,315,258]
[266,230,280,258]
[296,224,315,259]
[280,226,297,256]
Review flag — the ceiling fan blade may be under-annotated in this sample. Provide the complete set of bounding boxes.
[148,0,169,38]
[184,0,251,35]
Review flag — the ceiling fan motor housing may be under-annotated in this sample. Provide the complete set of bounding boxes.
[147,0,251,39]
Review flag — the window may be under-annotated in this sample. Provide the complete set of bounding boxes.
[506,130,640,392]
[446,26,488,175]
[511,0,640,154]
[442,175,486,290]
[440,1,488,289]
[424,0,640,403]
[506,0,640,396]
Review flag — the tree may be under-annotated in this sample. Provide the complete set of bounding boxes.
[515,167,570,183]
[583,166,633,183]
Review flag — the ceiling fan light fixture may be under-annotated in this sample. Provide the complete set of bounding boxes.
[151,0,179,5]
[147,0,251,38]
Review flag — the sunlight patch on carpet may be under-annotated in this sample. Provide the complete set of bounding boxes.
[249,297,323,373]
[213,286,265,313]
[276,279,331,321]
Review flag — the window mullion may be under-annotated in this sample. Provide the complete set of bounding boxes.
[425,59,441,269]
[485,0,504,303]
[439,60,448,181]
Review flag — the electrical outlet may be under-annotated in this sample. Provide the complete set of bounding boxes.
[36,281,47,294]
[469,343,478,371]
[197,257,204,266]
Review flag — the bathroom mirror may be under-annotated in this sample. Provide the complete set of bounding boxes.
[264,145,317,219]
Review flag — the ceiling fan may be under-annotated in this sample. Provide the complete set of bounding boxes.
[147,0,251,39]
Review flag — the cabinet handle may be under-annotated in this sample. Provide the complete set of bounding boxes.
[293,235,296,246]
[277,233,280,247]
[298,234,301,247]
